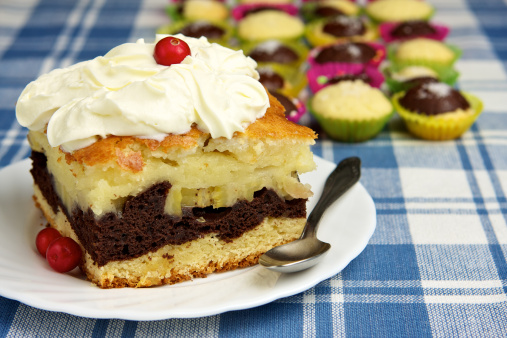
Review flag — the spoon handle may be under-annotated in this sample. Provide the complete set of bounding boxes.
[300,157,361,239]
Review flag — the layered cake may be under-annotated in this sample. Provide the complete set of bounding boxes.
[16,35,317,288]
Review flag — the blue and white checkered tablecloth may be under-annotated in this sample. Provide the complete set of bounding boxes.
[1,0,507,336]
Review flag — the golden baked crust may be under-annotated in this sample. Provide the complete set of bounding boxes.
[63,91,316,170]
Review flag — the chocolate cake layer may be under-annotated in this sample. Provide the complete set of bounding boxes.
[31,151,307,266]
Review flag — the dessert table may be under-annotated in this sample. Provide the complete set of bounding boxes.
[1,0,507,336]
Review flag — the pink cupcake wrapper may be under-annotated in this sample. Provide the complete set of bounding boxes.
[307,63,384,93]
[379,22,450,43]
[231,4,299,21]
[308,42,386,69]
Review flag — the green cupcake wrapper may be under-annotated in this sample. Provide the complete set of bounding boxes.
[156,20,235,48]
[384,64,460,94]
[387,43,462,68]
[309,99,395,142]
[240,39,309,68]
[304,19,379,47]
[392,91,484,141]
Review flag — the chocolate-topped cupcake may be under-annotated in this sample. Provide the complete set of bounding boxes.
[305,16,378,47]
[307,63,384,93]
[379,21,449,43]
[392,82,483,140]
[301,0,361,22]
[166,0,229,22]
[399,82,469,116]
[314,42,378,65]
[157,20,233,46]
[248,40,299,64]
[258,68,285,92]
[237,10,304,41]
[271,91,306,123]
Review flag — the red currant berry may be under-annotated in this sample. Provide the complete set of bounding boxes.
[154,37,191,66]
[46,237,82,273]
[35,228,62,258]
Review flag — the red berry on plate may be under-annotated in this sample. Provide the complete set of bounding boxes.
[35,228,62,258]
[46,237,82,273]
[154,36,191,66]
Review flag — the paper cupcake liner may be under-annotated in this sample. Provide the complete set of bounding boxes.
[379,21,450,43]
[231,4,298,21]
[388,43,462,68]
[309,99,394,143]
[392,92,484,141]
[240,39,309,68]
[156,20,235,48]
[384,64,460,94]
[308,41,386,69]
[304,18,379,47]
[307,63,384,93]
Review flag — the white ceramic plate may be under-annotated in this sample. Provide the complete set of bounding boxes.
[0,156,376,320]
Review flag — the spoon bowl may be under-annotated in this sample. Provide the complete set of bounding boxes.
[259,157,361,273]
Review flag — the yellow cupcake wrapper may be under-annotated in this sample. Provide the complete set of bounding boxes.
[392,91,484,141]
[387,43,462,69]
[309,99,395,142]
[304,19,379,47]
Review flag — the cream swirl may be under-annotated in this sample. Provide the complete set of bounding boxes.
[16,35,269,152]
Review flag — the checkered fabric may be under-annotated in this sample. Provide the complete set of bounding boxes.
[1,0,507,336]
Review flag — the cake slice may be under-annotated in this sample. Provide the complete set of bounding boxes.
[17,35,317,288]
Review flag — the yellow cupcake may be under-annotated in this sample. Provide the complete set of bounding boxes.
[392,38,460,68]
[237,10,304,41]
[366,0,434,23]
[311,80,394,142]
[181,0,229,22]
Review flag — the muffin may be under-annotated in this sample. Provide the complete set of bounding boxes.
[365,0,434,23]
[379,20,449,43]
[307,63,385,93]
[167,0,229,22]
[257,64,308,97]
[16,35,317,288]
[308,41,386,68]
[384,64,459,93]
[310,80,394,142]
[305,15,378,47]
[237,10,304,41]
[157,20,234,47]
[232,3,298,21]
[390,38,461,68]
[392,81,483,140]
[301,0,361,22]
[242,39,308,68]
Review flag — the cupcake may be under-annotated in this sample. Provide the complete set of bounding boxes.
[242,39,308,68]
[307,63,384,93]
[390,38,461,68]
[258,64,307,97]
[365,0,434,23]
[157,20,234,47]
[271,91,306,123]
[232,3,298,21]
[310,80,394,142]
[305,15,378,47]
[301,0,361,22]
[167,0,229,22]
[384,64,459,93]
[237,10,304,41]
[379,20,449,43]
[392,82,483,140]
[308,41,386,68]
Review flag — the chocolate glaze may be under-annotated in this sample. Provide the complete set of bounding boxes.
[327,73,371,85]
[314,6,345,18]
[258,69,285,91]
[271,91,297,117]
[399,82,470,115]
[178,22,225,40]
[249,44,299,64]
[314,42,376,64]
[401,76,438,91]
[31,151,306,266]
[322,16,366,38]
[391,20,436,39]
[243,6,283,17]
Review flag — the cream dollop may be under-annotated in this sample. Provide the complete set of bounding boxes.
[16,35,269,152]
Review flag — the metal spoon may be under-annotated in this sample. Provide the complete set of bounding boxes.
[259,156,361,273]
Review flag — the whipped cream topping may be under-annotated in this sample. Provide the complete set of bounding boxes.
[16,35,269,152]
